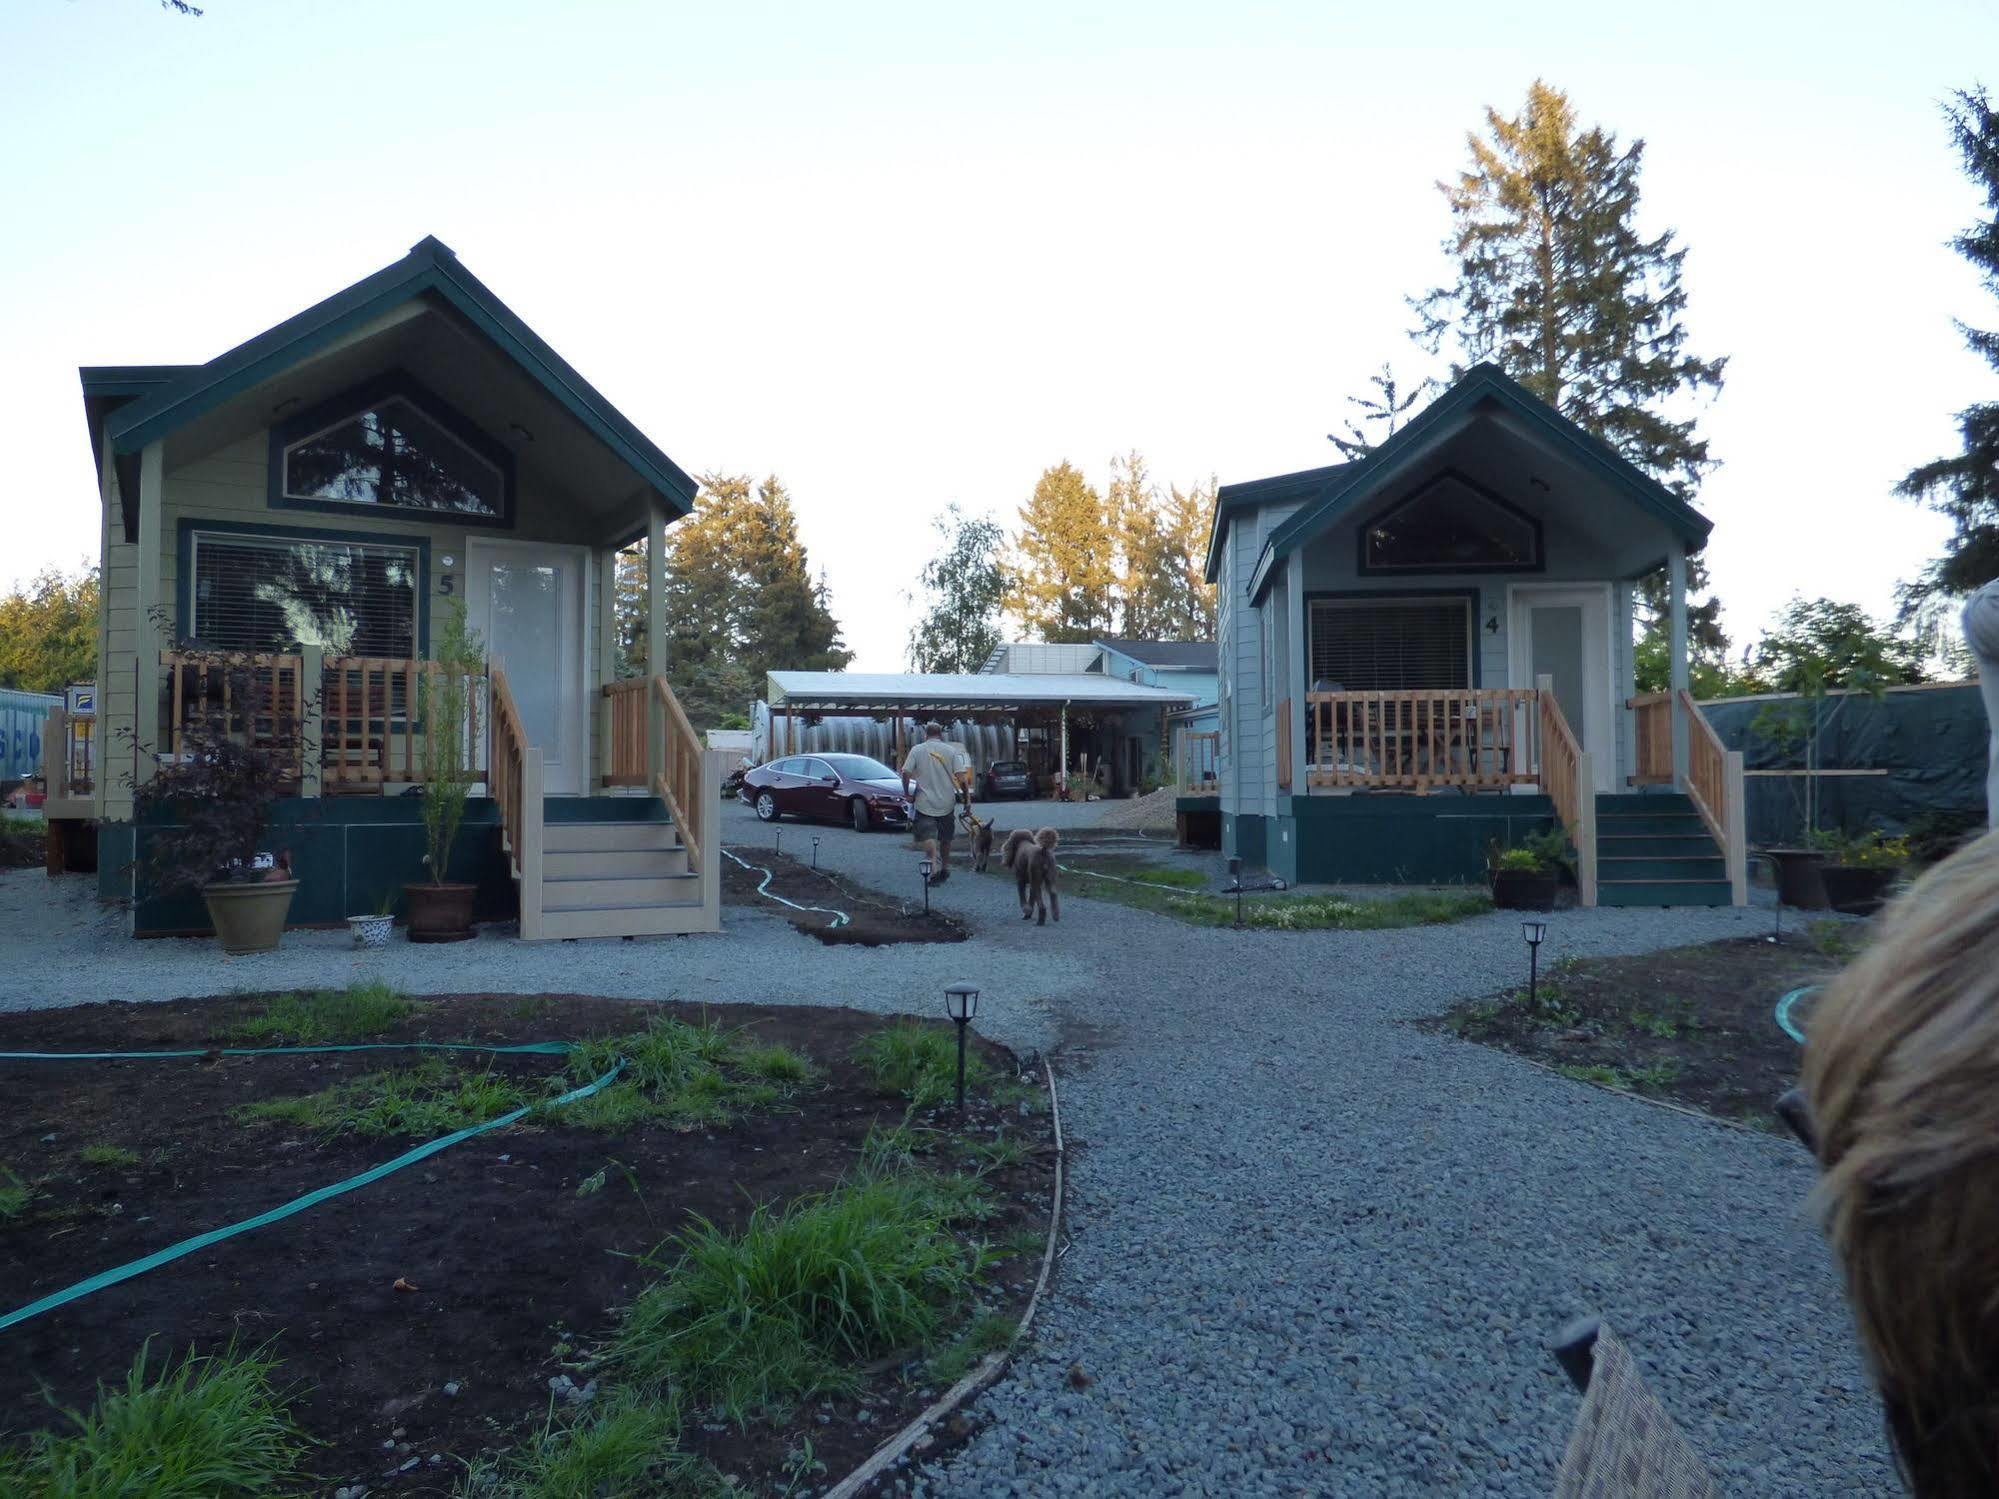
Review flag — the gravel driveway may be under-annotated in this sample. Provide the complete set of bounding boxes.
[0,804,1892,1494]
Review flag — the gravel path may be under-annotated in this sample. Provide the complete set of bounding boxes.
[0,805,1892,1494]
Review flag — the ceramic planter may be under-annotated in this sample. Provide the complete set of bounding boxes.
[1763,848,1829,911]
[404,881,477,943]
[202,878,299,955]
[1820,865,1900,917]
[347,913,395,949]
[1490,867,1558,911]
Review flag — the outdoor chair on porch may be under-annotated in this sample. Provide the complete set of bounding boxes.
[1552,1317,1716,1497]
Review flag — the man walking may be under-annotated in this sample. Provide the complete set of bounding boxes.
[901,720,970,882]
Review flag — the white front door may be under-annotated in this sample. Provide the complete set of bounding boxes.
[465,539,589,796]
[1509,585,1615,795]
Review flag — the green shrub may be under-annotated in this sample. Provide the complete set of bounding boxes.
[0,1166,32,1220]
[0,1342,307,1497]
[856,1021,990,1108]
[236,1058,530,1139]
[225,981,411,1044]
[453,1390,703,1499]
[78,1144,142,1170]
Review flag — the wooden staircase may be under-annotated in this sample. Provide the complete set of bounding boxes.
[1593,793,1733,907]
[536,808,711,938]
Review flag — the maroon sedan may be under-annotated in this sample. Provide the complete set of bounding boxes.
[740,753,913,833]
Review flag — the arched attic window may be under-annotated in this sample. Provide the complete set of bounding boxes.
[274,376,511,522]
[1359,471,1540,574]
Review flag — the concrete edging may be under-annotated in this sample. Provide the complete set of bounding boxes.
[822,1059,1067,1499]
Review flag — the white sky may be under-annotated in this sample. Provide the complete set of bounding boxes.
[3,0,1991,669]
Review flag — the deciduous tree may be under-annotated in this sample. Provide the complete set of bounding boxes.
[1749,598,1928,694]
[1160,478,1218,641]
[1108,452,1180,640]
[908,503,1007,672]
[0,563,99,694]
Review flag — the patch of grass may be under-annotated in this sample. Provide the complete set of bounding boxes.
[0,1341,308,1497]
[857,1021,992,1109]
[0,1166,32,1220]
[737,1041,816,1083]
[1627,1006,1696,1040]
[235,1058,532,1139]
[224,981,412,1045]
[923,1311,1018,1385]
[453,1389,714,1498]
[963,1133,1030,1173]
[78,1144,142,1170]
[995,1226,1047,1259]
[1059,856,1207,890]
[609,1161,989,1422]
[1553,1059,1684,1094]
[1810,918,1866,961]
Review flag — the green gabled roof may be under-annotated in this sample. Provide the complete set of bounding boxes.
[1202,458,1354,584]
[100,236,698,513]
[1220,363,1713,601]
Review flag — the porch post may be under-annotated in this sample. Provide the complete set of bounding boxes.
[133,441,165,787]
[596,548,617,789]
[1668,544,1690,786]
[1287,564,1308,793]
[645,496,667,786]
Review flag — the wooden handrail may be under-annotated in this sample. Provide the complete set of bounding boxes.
[488,662,546,936]
[1678,689,1748,904]
[1175,729,1219,791]
[1535,680,1596,906]
[650,674,705,873]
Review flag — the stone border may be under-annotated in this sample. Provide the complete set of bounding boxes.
[822,1060,1067,1499]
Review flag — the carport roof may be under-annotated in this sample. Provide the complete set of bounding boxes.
[767,672,1197,714]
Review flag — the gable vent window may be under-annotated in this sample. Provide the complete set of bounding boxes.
[1361,472,1539,573]
[1310,597,1471,692]
[190,532,419,658]
[282,395,503,518]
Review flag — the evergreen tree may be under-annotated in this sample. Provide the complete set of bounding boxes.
[908,503,1007,672]
[1007,462,1116,642]
[1108,451,1180,639]
[1328,365,1432,459]
[1899,87,1999,602]
[1750,598,1928,694]
[0,563,99,693]
[1412,80,1728,652]
[1160,478,1219,641]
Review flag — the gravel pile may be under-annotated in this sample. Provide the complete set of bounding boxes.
[2,807,1893,1494]
[1090,788,1178,831]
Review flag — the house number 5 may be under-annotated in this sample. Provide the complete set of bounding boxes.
[438,573,456,596]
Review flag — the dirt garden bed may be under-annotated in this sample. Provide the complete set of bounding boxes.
[0,988,1054,1495]
[1421,929,1857,1131]
[723,846,969,947]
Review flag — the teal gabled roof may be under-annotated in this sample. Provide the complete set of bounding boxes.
[100,236,697,513]
[1216,364,1713,602]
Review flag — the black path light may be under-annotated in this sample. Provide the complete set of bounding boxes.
[919,857,933,914]
[945,982,980,1115]
[774,828,783,860]
[1522,919,1549,1006]
[811,835,821,871]
[1761,850,1782,943]
[1227,856,1245,929]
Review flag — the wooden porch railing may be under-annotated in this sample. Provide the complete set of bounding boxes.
[1680,689,1748,905]
[1304,689,1540,792]
[1535,677,1597,907]
[1628,691,1673,786]
[1276,697,1293,790]
[163,650,307,784]
[488,663,545,938]
[1175,729,1220,792]
[601,676,649,789]
[41,704,94,804]
[652,674,706,873]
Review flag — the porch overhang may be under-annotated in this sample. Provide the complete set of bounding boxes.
[1235,364,1713,603]
[85,237,697,546]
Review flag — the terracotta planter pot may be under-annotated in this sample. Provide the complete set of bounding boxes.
[1820,865,1900,917]
[404,882,477,943]
[202,879,299,955]
[1763,849,1828,911]
[1490,868,1557,911]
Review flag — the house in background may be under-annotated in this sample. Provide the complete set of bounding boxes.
[78,236,720,939]
[978,637,1218,788]
[1200,363,1748,907]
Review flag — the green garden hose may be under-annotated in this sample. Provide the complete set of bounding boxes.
[1775,985,1819,1045]
[0,1042,621,1336]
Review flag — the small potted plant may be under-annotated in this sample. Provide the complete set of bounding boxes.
[1817,830,1910,916]
[1488,828,1567,911]
[347,890,396,949]
[131,646,308,954]
[404,600,484,943]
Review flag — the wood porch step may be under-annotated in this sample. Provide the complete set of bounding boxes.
[541,872,700,909]
[542,820,678,853]
[542,846,689,879]
[537,899,711,940]
[1597,878,1733,908]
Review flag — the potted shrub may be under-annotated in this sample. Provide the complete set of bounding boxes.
[1817,830,1910,916]
[1488,828,1567,911]
[404,600,484,943]
[1760,844,1830,911]
[131,647,307,954]
[347,890,396,949]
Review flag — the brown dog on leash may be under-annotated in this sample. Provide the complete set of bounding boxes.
[1002,827,1061,925]
[965,812,996,872]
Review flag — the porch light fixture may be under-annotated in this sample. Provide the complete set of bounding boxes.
[1228,856,1244,929]
[944,982,980,1114]
[920,857,934,914]
[1522,920,1549,1005]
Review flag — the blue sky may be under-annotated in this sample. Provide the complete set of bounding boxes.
[4,0,1993,668]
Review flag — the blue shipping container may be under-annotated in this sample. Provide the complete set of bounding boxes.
[0,688,61,784]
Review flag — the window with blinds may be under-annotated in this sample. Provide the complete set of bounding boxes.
[1309,597,1471,692]
[189,532,420,658]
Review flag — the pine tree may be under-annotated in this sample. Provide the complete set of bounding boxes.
[1900,87,1999,602]
[1160,479,1219,641]
[1007,462,1117,642]
[1108,452,1180,639]
[1412,80,1728,652]
[908,503,1007,672]
[1328,365,1432,459]
[0,563,99,693]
